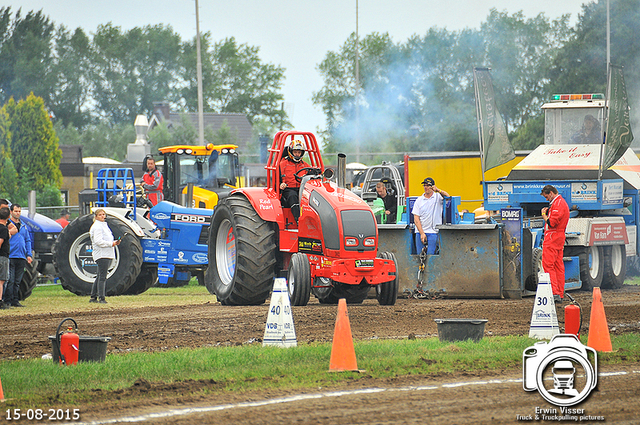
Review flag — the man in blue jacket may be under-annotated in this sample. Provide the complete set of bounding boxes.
[3,204,33,307]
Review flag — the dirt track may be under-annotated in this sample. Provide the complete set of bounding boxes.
[2,285,640,424]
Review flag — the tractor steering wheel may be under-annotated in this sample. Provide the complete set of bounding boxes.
[294,167,322,183]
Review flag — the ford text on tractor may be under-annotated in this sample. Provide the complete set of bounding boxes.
[52,144,239,295]
[205,131,398,306]
[485,92,638,293]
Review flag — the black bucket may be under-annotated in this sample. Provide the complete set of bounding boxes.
[49,335,111,363]
[434,318,488,342]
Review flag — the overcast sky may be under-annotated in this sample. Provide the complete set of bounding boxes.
[11,0,588,133]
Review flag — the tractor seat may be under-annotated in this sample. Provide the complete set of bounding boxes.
[380,177,396,197]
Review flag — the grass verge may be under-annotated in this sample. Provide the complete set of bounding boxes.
[1,334,639,409]
[0,279,212,316]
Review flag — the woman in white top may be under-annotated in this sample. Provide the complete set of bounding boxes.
[89,209,120,303]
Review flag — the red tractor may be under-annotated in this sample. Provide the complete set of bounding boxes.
[205,131,398,306]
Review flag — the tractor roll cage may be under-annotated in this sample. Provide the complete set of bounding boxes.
[265,131,325,196]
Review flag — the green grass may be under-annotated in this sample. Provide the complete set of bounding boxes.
[623,275,640,286]
[0,279,212,316]
[1,334,639,408]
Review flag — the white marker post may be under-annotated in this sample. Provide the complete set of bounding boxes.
[263,278,297,347]
[528,272,560,340]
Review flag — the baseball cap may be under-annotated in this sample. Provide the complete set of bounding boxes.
[421,177,435,186]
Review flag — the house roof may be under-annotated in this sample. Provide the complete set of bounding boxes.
[150,110,253,151]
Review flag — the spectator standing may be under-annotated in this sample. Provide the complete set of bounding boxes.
[0,199,17,236]
[541,185,570,302]
[0,207,11,309]
[142,156,164,206]
[412,177,450,255]
[3,204,32,307]
[56,210,71,228]
[89,209,120,304]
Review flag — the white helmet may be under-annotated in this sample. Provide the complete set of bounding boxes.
[289,140,305,162]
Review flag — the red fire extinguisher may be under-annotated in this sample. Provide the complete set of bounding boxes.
[56,318,79,366]
[564,293,582,338]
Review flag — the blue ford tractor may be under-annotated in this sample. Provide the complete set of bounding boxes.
[52,144,239,296]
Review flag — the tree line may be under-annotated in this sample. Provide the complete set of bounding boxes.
[314,0,640,155]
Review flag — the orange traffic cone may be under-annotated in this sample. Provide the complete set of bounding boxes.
[587,287,613,352]
[0,375,5,402]
[329,298,360,372]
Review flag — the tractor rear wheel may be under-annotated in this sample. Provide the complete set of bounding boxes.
[602,245,626,289]
[376,251,398,305]
[205,194,277,305]
[18,258,39,300]
[52,215,143,296]
[288,253,311,306]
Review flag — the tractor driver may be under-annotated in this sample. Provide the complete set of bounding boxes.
[279,140,310,221]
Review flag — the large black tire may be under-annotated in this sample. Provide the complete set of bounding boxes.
[288,253,311,306]
[602,245,627,290]
[205,194,277,305]
[36,259,47,274]
[18,257,39,300]
[579,246,604,291]
[196,270,205,286]
[52,214,143,296]
[376,251,398,305]
[524,247,544,291]
[122,265,157,295]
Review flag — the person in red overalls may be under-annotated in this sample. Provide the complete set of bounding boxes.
[279,140,310,222]
[541,185,570,301]
[142,156,164,206]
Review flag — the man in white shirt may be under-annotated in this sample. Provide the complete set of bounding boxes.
[412,177,450,255]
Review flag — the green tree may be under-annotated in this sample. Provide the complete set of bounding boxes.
[0,157,21,202]
[50,26,93,128]
[78,122,135,161]
[91,23,183,125]
[547,0,640,135]
[208,120,238,146]
[0,8,56,106]
[3,93,62,190]
[481,9,572,131]
[181,36,288,126]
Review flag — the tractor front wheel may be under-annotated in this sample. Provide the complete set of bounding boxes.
[18,257,39,300]
[376,251,398,305]
[205,195,277,305]
[288,253,311,306]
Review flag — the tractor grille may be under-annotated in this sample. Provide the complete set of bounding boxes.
[341,210,376,251]
[198,225,210,245]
